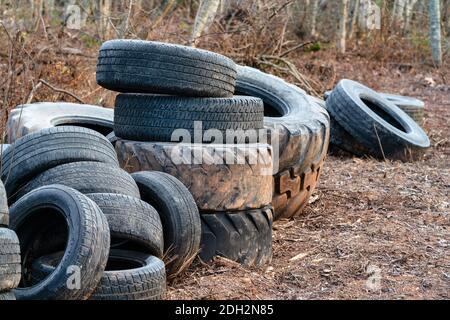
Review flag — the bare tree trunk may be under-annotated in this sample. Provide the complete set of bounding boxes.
[310,0,319,37]
[191,0,221,46]
[348,0,360,39]
[337,0,349,53]
[99,0,112,40]
[428,0,442,66]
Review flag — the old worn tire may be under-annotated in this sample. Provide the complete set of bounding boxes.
[13,162,140,203]
[97,40,236,97]
[236,66,330,219]
[131,171,201,276]
[1,126,119,198]
[0,291,16,300]
[117,139,273,211]
[31,250,166,300]
[9,185,110,300]
[114,94,264,142]
[0,182,8,227]
[326,80,430,161]
[325,91,425,124]
[5,102,114,144]
[86,193,163,258]
[200,207,273,266]
[0,228,21,292]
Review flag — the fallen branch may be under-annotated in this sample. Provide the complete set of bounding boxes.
[38,79,85,104]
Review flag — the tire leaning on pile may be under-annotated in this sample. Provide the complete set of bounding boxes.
[1,126,119,199]
[9,185,110,300]
[235,66,330,220]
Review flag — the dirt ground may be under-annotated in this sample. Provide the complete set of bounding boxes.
[167,59,450,300]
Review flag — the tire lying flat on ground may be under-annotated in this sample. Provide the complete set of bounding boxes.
[114,94,264,143]
[0,182,8,227]
[235,66,330,220]
[326,80,430,161]
[13,162,140,203]
[97,40,237,98]
[117,139,273,212]
[0,228,21,292]
[86,193,164,258]
[9,185,110,300]
[131,171,201,277]
[1,126,119,198]
[31,250,166,300]
[6,102,114,144]
[200,207,273,266]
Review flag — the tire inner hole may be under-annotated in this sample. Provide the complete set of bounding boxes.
[15,209,68,288]
[361,97,407,132]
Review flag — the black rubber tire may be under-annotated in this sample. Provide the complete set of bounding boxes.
[13,162,140,203]
[236,66,330,219]
[326,80,430,161]
[0,228,21,292]
[9,185,110,300]
[1,126,119,199]
[30,250,166,300]
[325,91,425,124]
[200,207,273,267]
[114,94,264,143]
[131,171,201,277]
[6,102,114,143]
[0,182,8,227]
[86,193,164,258]
[97,39,237,97]
[0,291,16,300]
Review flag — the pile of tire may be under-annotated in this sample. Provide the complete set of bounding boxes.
[323,80,430,161]
[4,40,331,271]
[1,126,168,300]
[97,40,276,267]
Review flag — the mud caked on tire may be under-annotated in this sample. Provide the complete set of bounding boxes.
[86,193,164,258]
[1,126,119,199]
[9,185,110,300]
[97,40,237,97]
[0,228,21,292]
[131,171,201,277]
[117,139,273,212]
[5,102,114,143]
[200,207,273,266]
[235,66,330,220]
[30,250,166,300]
[325,80,430,161]
[114,94,264,143]
[13,162,140,203]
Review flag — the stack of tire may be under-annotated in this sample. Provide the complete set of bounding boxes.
[323,80,430,161]
[0,181,21,301]
[97,40,275,266]
[1,126,169,300]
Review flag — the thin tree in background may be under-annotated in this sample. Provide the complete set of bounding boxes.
[191,0,221,46]
[428,0,442,66]
[337,0,349,53]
